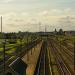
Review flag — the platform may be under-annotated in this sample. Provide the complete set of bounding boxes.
[22,42,42,75]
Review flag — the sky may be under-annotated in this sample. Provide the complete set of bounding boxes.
[0,0,75,32]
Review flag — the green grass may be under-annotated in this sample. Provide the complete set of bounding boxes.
[0,36,36,60]
[69,36,75,42]
[55,35,75,42]
[0,55,3,59]
[0,48,3,51]
[5,44,16,47]
[5,48,16,54]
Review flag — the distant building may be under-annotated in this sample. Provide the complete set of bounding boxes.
[70,31,75,35]
[64,31,75,36]
[64,31,71,36]
[36,32,54,36]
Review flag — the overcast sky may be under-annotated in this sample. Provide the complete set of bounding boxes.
[0,0,75,32]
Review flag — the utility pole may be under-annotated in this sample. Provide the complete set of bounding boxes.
[1,16,2,33]
[39,22,42,40]
[39,22,41,32]
[1,16,5,75]
[74,41,75,70]
[27,33,29,61]
[3,41,6,75]
[45,25,48,40]
[45,25,46,33]
[31,36,32,55]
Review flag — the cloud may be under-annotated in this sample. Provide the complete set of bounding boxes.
[38,8,75,17]
[0,8,75,32]
[0,0,15,3]
[38,11,49,16]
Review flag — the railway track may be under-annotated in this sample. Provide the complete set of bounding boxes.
[55,39,74,54]
[34,41,50,75]
[61,41,74,53]
[47,43,55,75]
[35,39,75,75]
[51,39,74,64]
[49,39,74,75]
[0,38,74,75]
[52,38,74,54]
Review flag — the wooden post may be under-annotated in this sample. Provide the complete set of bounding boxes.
[31,36,32,55]
[27,34,29,61]
[60,41,61,51]
[74,42,75,70]
[33,43,35,51]
[20,37,22,53]
[33,35,35,51]
[3,40,6,75]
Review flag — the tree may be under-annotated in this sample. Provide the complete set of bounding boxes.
[58,29,64,35]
